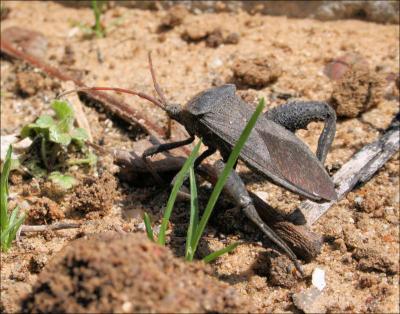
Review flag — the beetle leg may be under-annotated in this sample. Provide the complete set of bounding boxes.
[170,147,217,188]
[213,160,304,275]
[194,147,216,168]
[142,136,195,159]
[265,101,336,164]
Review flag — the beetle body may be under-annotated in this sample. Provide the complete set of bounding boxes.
[176,84,337,201]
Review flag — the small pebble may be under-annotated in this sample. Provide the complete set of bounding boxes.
[312,267,326,291]
[210,57,223,68]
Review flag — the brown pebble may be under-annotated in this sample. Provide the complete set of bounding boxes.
[232,56,281,88]
[333,238,347,253]
[358,275,378,289]
[224,32,240,44]
[330,64,385,118]
[324,53,368,81]
[206,28,224,48]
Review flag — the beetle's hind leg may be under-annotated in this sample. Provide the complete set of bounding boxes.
[212,160,304,276]
[170,147,216,190]
[194,147,216,168]
[265,101,336,164]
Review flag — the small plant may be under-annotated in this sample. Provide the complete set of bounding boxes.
[144,98,265,263]
[69,1,123,39]
[91,0,106,38]
[20,99,96,189]
[1,146,25,252]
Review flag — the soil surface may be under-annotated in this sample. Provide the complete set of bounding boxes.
[21,232,254,313]
[1,1,399,313]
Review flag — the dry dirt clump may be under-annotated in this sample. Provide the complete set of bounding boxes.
[232,56,282,89]
[181,20,239,47]
[352,247,398,275]
[159,5,188,30]
[16,72,45,97]
[68,172,118,217]
[253,251,297,288]
[1,26,48,58]
[21,232,255,313]
[330,64,385,118]
[26,196,64,224]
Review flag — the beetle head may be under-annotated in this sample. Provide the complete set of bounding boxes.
[165,103,182,120]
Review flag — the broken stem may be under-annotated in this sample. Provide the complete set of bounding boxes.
[20,222,81,234]
[290,118,399,226]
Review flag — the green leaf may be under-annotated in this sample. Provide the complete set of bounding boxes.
[51,100,74,121]
[71,128,89,142]
[36,115,55,128]
[157,140,202,246]
[143,212,154,242]
[48,171,76,190]
[190,98,265,259]
[203,242,240,263]
[51,100,74,134]
[49,125,72,146]
[20,116,55,139]
[185,166,199,261]
[67,151,97,166]
[86,152,97,166]
[20,123,39,138]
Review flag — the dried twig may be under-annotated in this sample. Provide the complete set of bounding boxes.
[0,34,164,139]
[290,117,399,226]
[20,222,81,234]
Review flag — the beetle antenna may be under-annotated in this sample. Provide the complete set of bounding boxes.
[57,87,165,111]
[148,52,168,106]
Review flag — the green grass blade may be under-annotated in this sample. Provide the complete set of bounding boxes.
[6,211,24,249]
[1,146,25,252]
[91,0,104,37]
[1,226,12,249]
[203,242,240,263]
[143,212,154,242]
[185,166,199,260]
[7,205,19,227]
[158,140,202,245]
[190,98,265,258]
[1,146,12,233]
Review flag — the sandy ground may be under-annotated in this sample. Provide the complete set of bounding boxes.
[0,1,399,313]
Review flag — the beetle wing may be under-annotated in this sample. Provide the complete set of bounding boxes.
[200,108,337,201]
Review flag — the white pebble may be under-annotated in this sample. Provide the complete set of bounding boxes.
[312,267,326,291]
[210,58,223,68]
[254,191,269,201]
